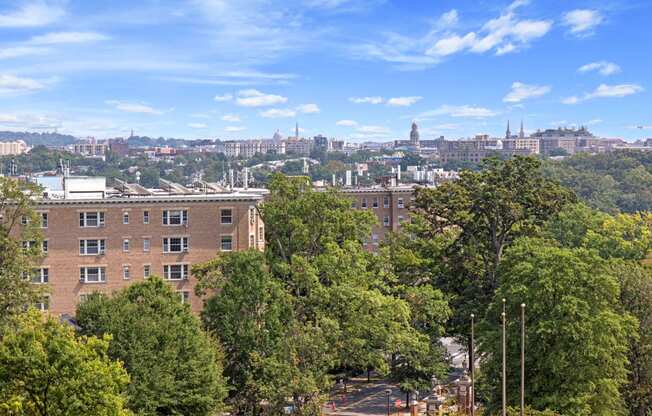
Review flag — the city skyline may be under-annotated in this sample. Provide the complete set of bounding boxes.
[0,0,650,141]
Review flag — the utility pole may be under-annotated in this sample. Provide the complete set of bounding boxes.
[502,298,507,416]
[520,303,526,416]
[470,314,475,416]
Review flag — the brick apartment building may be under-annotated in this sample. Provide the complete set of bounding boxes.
[23,176,265,315]
[341,185,415,249]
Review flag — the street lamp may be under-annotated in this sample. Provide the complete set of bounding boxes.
[470,313,475,416]
[502,298,507,416]
[385,388,391,416]
[520,303,526,416]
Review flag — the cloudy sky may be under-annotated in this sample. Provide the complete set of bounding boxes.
[0,0,649,141]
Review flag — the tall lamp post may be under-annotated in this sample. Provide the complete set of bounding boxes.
[385,388,391,416]
[520,303,526,416]
[502,298,506,416]
[470,313,475,416]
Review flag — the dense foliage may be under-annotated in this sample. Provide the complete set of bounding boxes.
[0,309,131,416]
[76,278,228,416]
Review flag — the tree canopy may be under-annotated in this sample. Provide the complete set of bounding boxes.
[76,278,227,416]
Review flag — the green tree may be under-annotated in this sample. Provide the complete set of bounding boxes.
[76,278,227,416]
[480,238,635,416]
[0,309,130,416]
[0,177,46,328]
[413,156,573,334]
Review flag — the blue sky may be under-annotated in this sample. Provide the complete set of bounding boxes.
[0,0,650,142]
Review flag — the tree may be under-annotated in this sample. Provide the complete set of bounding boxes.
[0,177,46,328]
[413,156,574,334]
[76,278,227,416]
[479,238,635,416]
[608,260,652,416]
[0,309,130,416]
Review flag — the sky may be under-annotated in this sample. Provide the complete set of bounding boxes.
[0,0,650,142]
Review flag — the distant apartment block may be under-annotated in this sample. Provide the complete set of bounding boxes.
[218,139,286,158]
[73,138,108,158]
[341,185,415,249]
[0,140,28,156]
[20,175,266,315]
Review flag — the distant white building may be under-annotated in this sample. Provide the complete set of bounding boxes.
[0,140,28,156]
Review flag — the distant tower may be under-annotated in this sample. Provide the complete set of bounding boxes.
[519,120,525,139]
[410,122,420,146]
[295,122,299,140]
[505,121,511,139]
[129,129,134,139]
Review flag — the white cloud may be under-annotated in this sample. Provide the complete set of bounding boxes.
[425,3,552,58]
[438,9,459,27]
[562,83,644,104]
[0,74,46,95]
[0,111,61,130]
[503,82,551,103]
[236,89,287,107]
[29,31,109,45]
[0,46,50,60]
[428,33,477,56]
[387,96,423,107]
[225,125,246,132]
[259,108,297,118]
[0,2,65,27]
[188,122,207,129]
[586,118,603,125]
[221,114,241,122]
[214,93,233,102]
[562,9,603,36]
[105,100,165,115]
[296,103,320,113]
[349,96,384,104]
[418,105,499,119]
[578,61,621,76]
[336,119,358,127]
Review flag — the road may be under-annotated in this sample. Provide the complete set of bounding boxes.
[322,378,410,416]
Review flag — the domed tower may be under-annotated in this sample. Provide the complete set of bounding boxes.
[410,121,420,146]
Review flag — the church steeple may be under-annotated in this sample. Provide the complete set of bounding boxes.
[519,120,525,139]
[505,120,511,139]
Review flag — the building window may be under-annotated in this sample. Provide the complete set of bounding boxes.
[143,238,150,252]
[143,210,150,224]
[372,197,379,208]
[397,198,404,209]
[220,235,233,251]
[163,237,189,253]
[258,226,264,242]
[123,239,130,252]
[79,212,105,227]
[383,216,390,227]
[42,240,48,254]
[123,212,129,224]
[79,239,106,255]
[351,200,357,208]
[163,264,189,280]
[249,234,255,248]
[143,264,151,278]
[21,215,28,225]
[383,196,390,208]
[249,207,256,225]
[220,209,233,224]
[162,210,188,226]
[35,296,49,311]
[80,267,106,283]
[398,215,405,224]
[178,291,190,304]
[31,268,49,284]
[123,265,130,280]
[40,213,48,228]
[361,198,368,209]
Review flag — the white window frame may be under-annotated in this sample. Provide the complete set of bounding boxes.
[162,209,188,226]
[397,198,405,209]
[143,264,151,278]
[123,239,130,252]
[31,268,49,284]
[383,196,390,208]
[163,237,189,253]
[361,198,368,209]
[40,212,48,228]
[79,212,105,228]
[163,264,189,281]
[383,216,390,227]
[122,212,129,225]
[143,238,151,252]
[123,265,130,280]
[372,197,379,208]
[220,235,233,251]
[35,295,49,311]
[220,209,233,225]
[80,267,106,283]
[143,210,150,224]
[178,290,190,304]
[79,239,106,255]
